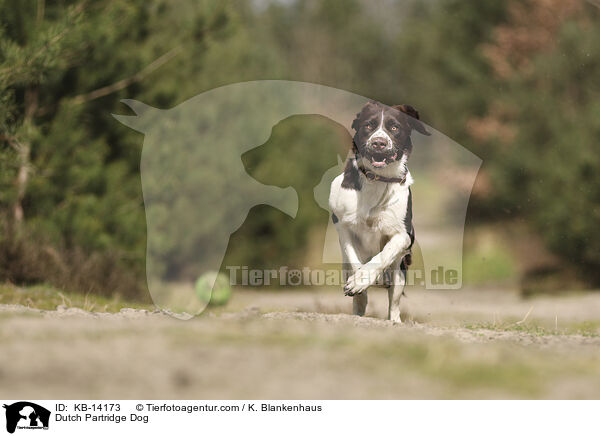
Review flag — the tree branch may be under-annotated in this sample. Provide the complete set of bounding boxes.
[69,47,181,106]
[0,134,21,152]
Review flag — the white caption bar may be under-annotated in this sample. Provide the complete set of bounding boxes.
[1,400,597,436]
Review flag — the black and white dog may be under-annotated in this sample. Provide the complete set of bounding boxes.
[329,101,430,322]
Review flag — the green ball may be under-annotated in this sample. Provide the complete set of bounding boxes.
[195,271,232,306]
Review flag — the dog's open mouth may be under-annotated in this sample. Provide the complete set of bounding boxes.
[370,152,397,168]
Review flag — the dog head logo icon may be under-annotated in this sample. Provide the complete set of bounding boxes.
[3,402,50,434]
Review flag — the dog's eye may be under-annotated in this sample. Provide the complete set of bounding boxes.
[390,125,398,131]
[365,124,373,130]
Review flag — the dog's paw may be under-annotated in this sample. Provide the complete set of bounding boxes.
[344,268,378,296]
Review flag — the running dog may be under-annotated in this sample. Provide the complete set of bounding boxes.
[329,101,430,322]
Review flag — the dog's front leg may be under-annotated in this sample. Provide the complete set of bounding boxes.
[352,292,368,317]
[336,224,369,315]
[344,233,410,296]
[388,260,407,323]
[344,244,368,316]
[341,245,369,316]
[336,224,363,278]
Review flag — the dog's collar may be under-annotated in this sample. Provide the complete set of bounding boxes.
[358,165,407,184]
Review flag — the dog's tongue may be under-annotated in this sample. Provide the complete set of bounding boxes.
[371,152,397,168]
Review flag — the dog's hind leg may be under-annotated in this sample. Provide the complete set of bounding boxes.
[353,292,368,316]
[388,259,407,323]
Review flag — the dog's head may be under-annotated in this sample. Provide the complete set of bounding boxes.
[351,101,430,169]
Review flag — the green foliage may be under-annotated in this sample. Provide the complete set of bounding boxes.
[0,0,245,296]
[479,8,600,283]
[370,0,600,286]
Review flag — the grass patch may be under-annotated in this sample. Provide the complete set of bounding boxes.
[369,338,546,396]
[465,321,557,336]
[464,320,600,338]
[564,321,600,337]
[165,320,581,396]
[0,283,153,313]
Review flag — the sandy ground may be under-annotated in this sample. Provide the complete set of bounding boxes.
[1,287,600,399]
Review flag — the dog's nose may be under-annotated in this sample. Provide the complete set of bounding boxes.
[371,138,387,150]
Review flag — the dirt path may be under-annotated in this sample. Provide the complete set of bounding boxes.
[1,288,600,399]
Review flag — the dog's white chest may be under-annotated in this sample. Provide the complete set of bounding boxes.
[354,183,409,234]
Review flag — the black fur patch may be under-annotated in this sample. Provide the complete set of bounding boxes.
[331,213,339,224]
[341,156,362,190]
[403,187,415,267]
[400,256,410,270]
[404,187,415,247]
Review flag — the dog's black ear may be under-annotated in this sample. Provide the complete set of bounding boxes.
[396,104,420,120]
[351,114,360,131]
[393,104,431,136]
[351,101,377,131]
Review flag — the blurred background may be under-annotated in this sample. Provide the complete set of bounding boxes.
[1,0,599,305]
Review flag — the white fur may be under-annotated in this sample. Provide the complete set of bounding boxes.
[329,167,413,322]
[367,110,393,151]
